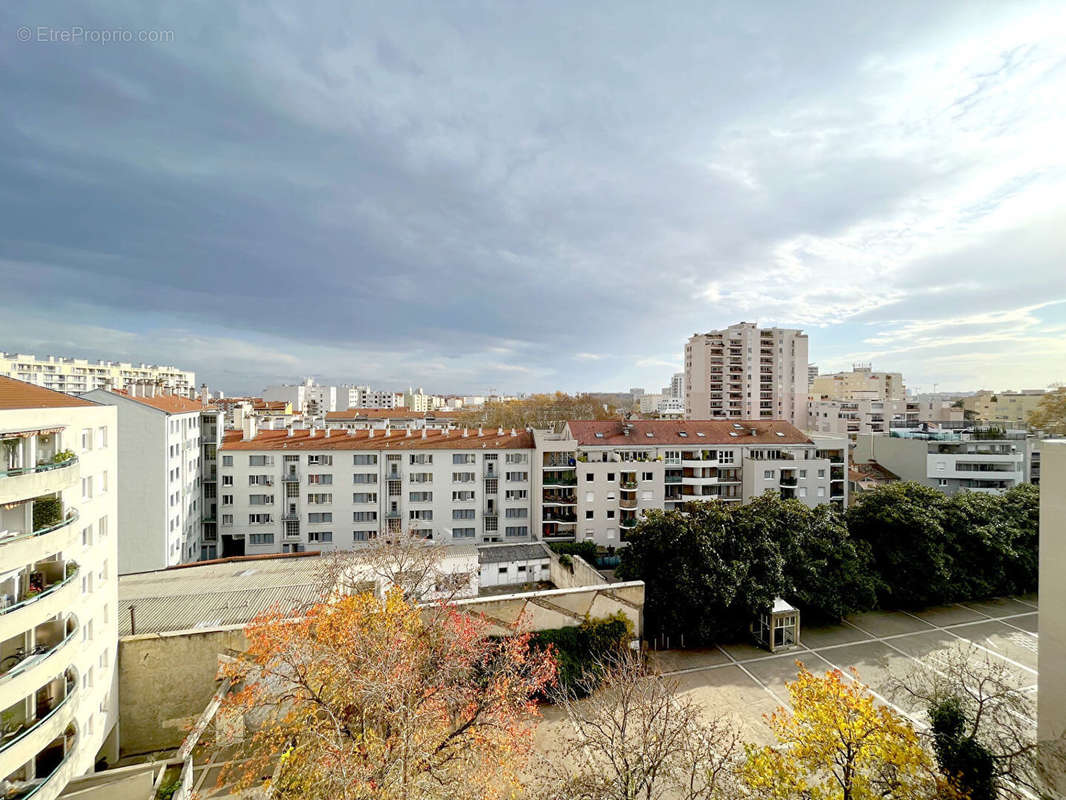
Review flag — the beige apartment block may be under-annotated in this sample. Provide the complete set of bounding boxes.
[962,389,1047,427]
[809,363,905,402]
[0,378,120,799]
[0,352,194,397]
[808,396,913,441]
[684,322,809,427]
[1038,440,1066,787]
[533,420,846,547]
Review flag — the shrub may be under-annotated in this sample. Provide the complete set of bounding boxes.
[32,497,63,531]
[532,613,632,695]
[548,541,598,563]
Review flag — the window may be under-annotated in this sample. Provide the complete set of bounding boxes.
[453,509,476,520]
[222,455,233,466]
[585,528,595,539]
[353,492,377,503]
[505,489,528,500]
[817,487,826,497]
[817,469,825,478]
[96,426,108,448]
[452,527,475,539]
[938,478,948,487]
[505,526,528,538]
[222,475,234,487]
[409,472,433,483]
[798,487,808,498]
[222,514,233,525]
[353,473,378,484]
[307,455,333,466]
[248,513,273,524]
[353,511,378,522]
[81,525,93,547]
[505,471,528,482]
[81,476,93,500]
[249,494,274,505]
[81,428,92,451]
[410,491,434,502]
[763,470,775,479]
[585,510,594,520]
[308,531,333,543]
[249,455,274,466]
[606,510,616,519]
[452,490,474,501]
[799,470,807,479]
[410,509,433,520]
[641,472,653,481]
[248,475,272,486]
[307,493,333,504]
[505,453,527,464]
[353,530,376,542]
[499,566,509,575]
[606,492,616,501]
[352,454,378,465]
[505,508,527,518]
[453,453,476,464]
[586,473,594,481]
[308,473,333,485]
[485,515,498,531]
[98,516,108,538]
[410,454,433,465]
[718,450,735,464]
[308,512,333,523]
[453,472,475,483]
[607,473,615,481]
[222,494,233,506]
[249,533,274,545]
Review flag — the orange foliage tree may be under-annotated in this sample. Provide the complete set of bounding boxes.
[218,589,557,800]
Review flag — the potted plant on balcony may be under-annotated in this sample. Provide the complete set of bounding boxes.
[51,449,76,465]
[65,561,78,579]
[32,497,63,531]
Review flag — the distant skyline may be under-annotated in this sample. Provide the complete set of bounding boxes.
[2,2,1064,395]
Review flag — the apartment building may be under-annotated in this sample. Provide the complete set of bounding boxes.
[962,389,1047,427]
[684,322,809,427]
[262,378,337,415]
[0,352,193,396]
[341,385,404,410]
[199,406,224,561]
[216,424,536,556]
[810,364,905,402]
[808,365,819,386]
[403,387,443,413]
[82,387,204,572]
[1039,440,1066,780]
[0,378,119,798]
[323,410,462,431]
[808,396,914,441]
[532,421,846,547]
[854,430,1028,495]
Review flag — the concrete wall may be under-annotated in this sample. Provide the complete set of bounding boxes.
[1038,441,1066,790]
[854,434,930,486]
[548,551,604,589]
[118,627,247,756]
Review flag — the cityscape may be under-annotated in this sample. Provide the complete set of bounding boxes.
[2,2,1065,800]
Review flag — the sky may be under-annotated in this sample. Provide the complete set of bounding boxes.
[1,2,1065,396]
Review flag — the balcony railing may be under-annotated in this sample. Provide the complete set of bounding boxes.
[281,512,299,522]
[0,678,76,757]
[0,624,76,687]
[0,510,79,549]
[281,473,300,483]
[385,510,401,519]
[0,565,79,618]
[0,454,78,480]
[664,475,682,484]
[619,518,637,529]
[620,480,637,490]
[620,498,637,509]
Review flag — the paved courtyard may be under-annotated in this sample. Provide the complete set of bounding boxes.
[642,594,1039,745]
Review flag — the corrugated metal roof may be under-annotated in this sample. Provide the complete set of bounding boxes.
[477,543,551,564]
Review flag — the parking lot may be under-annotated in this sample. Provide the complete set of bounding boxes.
[640,594,1039,744]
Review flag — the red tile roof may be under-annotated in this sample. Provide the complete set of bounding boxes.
[220,427,533,451]
[0,376,96,410]
[110,388,203,414]
[326,408,421,419]
[565,419,813,446]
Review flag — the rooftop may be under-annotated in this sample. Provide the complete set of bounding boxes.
[477,542,552,564]
[0,376,97,410]
[106,388,204,414]
[220,427,534,451]
[565,419,813,446]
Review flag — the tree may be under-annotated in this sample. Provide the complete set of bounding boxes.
[1028,387,1066,434]
[846,482,954,607]
[531,613,632,695]
[218,589,557,800]
[740,665,942,800]
[452,393,618,430]
[536,649,742,800]
[889,642,1066,800]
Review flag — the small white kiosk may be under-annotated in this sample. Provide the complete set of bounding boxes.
[752,597,800,653]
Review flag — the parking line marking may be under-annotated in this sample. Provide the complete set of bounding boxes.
[955,602,1038,638]
[714,644,790,708]
[896,609,1037,676]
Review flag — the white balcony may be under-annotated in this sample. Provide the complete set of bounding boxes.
[0,459,79,507]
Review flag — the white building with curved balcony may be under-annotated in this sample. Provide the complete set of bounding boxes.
[0,378,118,799]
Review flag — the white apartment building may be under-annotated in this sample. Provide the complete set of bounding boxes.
[216,424,536,557]
[0,353,193,397]
[656,397,685,418]
[262,378,337,415]
[82,388,204,573]
[808,395,914,441]
[808,365,819,385]
[684,322,809,427]
[403,387,443,413]
[810,364,905,402]
[854,430,1028,495]
[0,378,119,799]
[341,386,404,410]
[532,421,846,547]
[323,410,462,431]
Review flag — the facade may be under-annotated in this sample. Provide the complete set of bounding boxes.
[262,378,337,415]
[82,388,204,573]
[656,397,685,418]
[532,420,846,547]
[808,396,913,440]
[912,396,965,423]
[217,425,536,556]
[1039,440,1066,779]
[341,386,403,410]
[403,387,442,413]
[854,430,1028,495]
[199,407,224,561]
[0,353,193,396]
[808,365,818,386]
[962,389,1047,427]
[638,394,663,414]
[810,364,905,403]
[323,410,460,431]
[684,322,809,427]
[0,378,119,799]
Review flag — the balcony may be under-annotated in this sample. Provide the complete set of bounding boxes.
[664,475,682,484]
[619,517,638,530]
[543,455,575,469]
[543,510,577,524]
[0,506,79,566]
[620,480,637,490]
[281,472,300,483]
[385,510,402,520]
[0,617,76,702]
[385,471,402,482]
[281,512,299,522]
[0,456,79,507]
[780,477,798,487]
[542,493,576,506]
[0,668,77,771]
[542,472,577,487]
[0,560,79,623]
[620,497,637,509]
[1,724,76,800]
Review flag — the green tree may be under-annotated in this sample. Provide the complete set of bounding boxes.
[846,482,953,607]
[998,483,1039,593]
[1028,387,1066,433]
[942,490,1012,600]
[929,697,997,800]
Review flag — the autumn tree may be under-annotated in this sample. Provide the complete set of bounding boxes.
[739,664,943,800]
[218,589,557,800]
[1028,387,1066,434]
[536,649,742,800]
[889,642,1066,800]
[453,393,618,430]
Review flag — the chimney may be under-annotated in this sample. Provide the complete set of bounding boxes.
[325,429,332,438]
[462,428,469,438]
[287,427,294,438]
[406,428,412,437]
[385,427,391,438]
[497,427,504,435]
[309,428,316,438]
[510,428,517,437]
[347,428,355,437]
[421,428,427,439]
[200,383,209,407]
[242,416,256,441]
[478,427,483,436]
